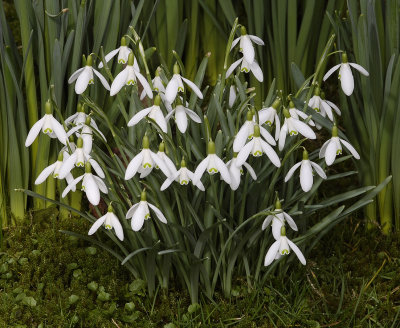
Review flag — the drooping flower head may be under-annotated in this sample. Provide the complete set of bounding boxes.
[230,26,265,65]
[88,204,124,241]
[161,158,205,191]
[98,36,132,68]
[165,97,202,134]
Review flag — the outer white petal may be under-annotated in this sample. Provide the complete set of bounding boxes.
[262,215,274,230]
[64,113,78,125]
[111,214,124,241]
[325,139,338,165]
[98,47,120,68]
[93,69,110,90]
[349,63,369,76]
[340,63,354,96]
[148,107,167,133]
[292,119,316,139]
[50,117,67,145]
[230,37,240,50]
[226,58,243,78]
[323,64,341,81]
[68,67,85,83]
[272,215,284,240]
[260,140,281,167]
[110,68,129,96]
[300,160,313,192]
[58,153,78,179]
[135,70,153,99]
[175,106,188,133]
[35,162,57,184]
[131,203,145,231]
[181,77,203,99]
[165,76,179,103]
[321,101,334,121]
[278,123,288,151]
[192,157,209,184]
[310,161,327,179]
[161,170,180,191]
[93,175,108,193]
[148,203,168,224]
[236,140,254,167]
[84,174,100,205]
[325,100,341,116]
[248,35,265,45]
[184,107,202,123]
[243,162,257,180]
[287,239,306,265]
[127,107,153,127]
[75,67,92,94]
[283,212,298,231]
[233,123,251,152]
[319,139,330,158]
[67,125,83,138]
[82,134,93,154]
[340,138,360,159]
[274,114,281,141]
[65,174,76,191]
[214,155,231,184]
[126,203,139,219]
[264,240,281,266]
[62,175,84,198]
[249,60,263,82]
[25,117,45,147]
[242,35,255,64]
[259,126,276,145]
[160,154,177,176]
[229,166,241,190]
[148,151,169,177]
[88,215,107,235]
[284,162,301,182]
[125,151,144,180]
[229,85,236,108]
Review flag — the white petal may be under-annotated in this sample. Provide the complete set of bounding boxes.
[340,138,360,159]
[98,47,120,68]
[233,123,250,153]
[340,64,354,96]
[25,117,45,147]
[149,107,168,133]
[67,125,83,138]
[135,71,153,99]
[127,107,153,127]
[274,114,281,141]
[126,203,139,219]
[161,173,179,191]
[349,63,369,76]
[165,76,180,103]
[278,124,288,151]
[300,160,313,192]
[260,140,281,167]
[242,162,257,180]
[264,240,281,266]
[226,58,242,78]
[93,69,110,90]
[272,215,284,240]
[50,117,67,145]
[184,107,202,123]
[93,175,108,193]
[62,174,84,198]
[249,35,265,45]
[310,161,327,179]
[214,155,231,184]
[175,107,188,133]
[283,212,298,231]
[292,119,316,139]
[249,60,263,82]
[192,157,209,185]
[150,151,171,177]
[325,139,338,165]
[229,166,241,190]
[323,64,341,81]
[148,203,167,224]
[321,101,334,121]
[58,152,77,179]
[287,239,306,265]
[75,67,92,94]
[125,152,144,180]
[319,139,330,158]
[230,37,240,50]
[326,100,341,116]
[181,76,203,99]
[262,215,274,230]
[111,215,124,241]
[82,134,93,154]
[84,174,100,205]
[229,85,236,108]
[68,67,85,83]
[284,162,301,182]
[242,35,255,64]
[131,203,145,231]
[259,126,276,145]
[35,162,57,184]
[110,68,129,96]
[88,215,107,235]
[161,154,177,176]
[236,140,254,167]
[64,113,78,125]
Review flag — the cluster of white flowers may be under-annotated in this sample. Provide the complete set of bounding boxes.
[25,26,368,267]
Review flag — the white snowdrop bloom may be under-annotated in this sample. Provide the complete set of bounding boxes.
[233,111,275,153]
[68,55,110,94]
[258,98,281,140]
[319,124,360,166]
[140,68,166,100]
[278,107,316,151]
[58,137,104,179]
[62,162,108,206]
[226,56,263,82]
[230,26,264,65]
[229,85,237,108]
[165,63,203,103]
[165,100,202,133]
[126,190,167,231]
[61,135,76,159]
[288,102,315,127]
[307,87,341,125]
[261,199,298,240]
[127,95,168,133]
[161,158,205,191]
[64,103,89,127]
[110,53,153,98]
[226,154,257,191]
[98,37,132,68]
[25,101,67,147]
[284,149,327,192]
[323,52,369,96]
[236,125,281,168]
[192,141,231,185]
[264,226,306,266]
[124,135,171,180]
[88,204,124,241]
[155,142,177,175]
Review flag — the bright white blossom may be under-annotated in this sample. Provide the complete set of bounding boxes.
[230,26,264,65]
[229,85,237,108]
[98,37,132,68]
[323,52,369,96]
[262,200,298,240]
[258,98,281,140]
[307,87,341,124]
[126,190,167,231]
[226,155,257,190]
[68,55,110,94]
[161,158,205,191]
[165,101,202,133]
[140,68,166,100]
[155,142,177,175]
[88,205,124,241]
[226,56,263,82]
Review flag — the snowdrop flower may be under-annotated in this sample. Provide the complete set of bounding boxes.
[230,26,264,65]
[126,190,167,231]
[161,158,205,191]
[288,102,315,127]
[65,103,89,127]
[323,52,369,96]
[25,101,67,147]
[58,137,104,179]
[284,149,327,192]
[155,142,177,175]
[319,124,360,166]
[165,99,202,133]
[98,37,132,68]
[278,107,316,151]
[124,135,171,180]
[62,162,108,206]
[88,204,124,241]
[261,199,298,240]
[192,141,231,185]
[34,152,75,190]
[229,85,237,108]
[140,68,166,100]
[165,63,203,103]
[68,55,110,94]
[127,95,168,133]
[226,153,257,190]
[307,87,341,124]
[233,111,275,153]
[258,98,281,140]
[61,135,76,158]
[236,125,281,168]
[264,226,306,266]
[226,56,263,82]
[110,53,153,98]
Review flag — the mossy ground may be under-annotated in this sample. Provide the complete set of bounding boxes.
[1,208,399,328]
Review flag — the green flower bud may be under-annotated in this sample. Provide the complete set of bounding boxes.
[121,36,126,46]
[77,137,84,148]
[303,148,309,160]
[280,225,286,236]
[85,162,92,173]
[154,94,161,106]
[128,52,135,66]
[253,125,261,137]
[142,135,149,149]
[86,54,93,67]
[173,63,180,75]
[207,141,216,154]
[140,190,147,201]
[240,26,247,35]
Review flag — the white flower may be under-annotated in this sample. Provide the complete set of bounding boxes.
[161,158,205,191]
[230,26,264,65]
[58,137,104,179]
[140,68,166,100]
[284,149,327,192]
[165,63,203,103]
[155,142,177,175]
[98,37,132,68]
[165,102,202,133]
[88,205,124,241]
[192,141,231,185]
[68,55,110,94]
[258,98,281,140]
[62,162,108,206]
[319,124,360,166]
[264,226,306,266]
[226,155,257,191]
[127,95,168,133]
[110,53,153,98]
[229,85,237,108]
[307,88,341,124]
[64,103,89,127]
[126,190,167,231]
[278,107,316,151]
[233,111,275,153]
[323,52,369,96]
[25,101,67,147]
[236,125,281,168]
[226,57,263,82]
[124,135,171,180]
